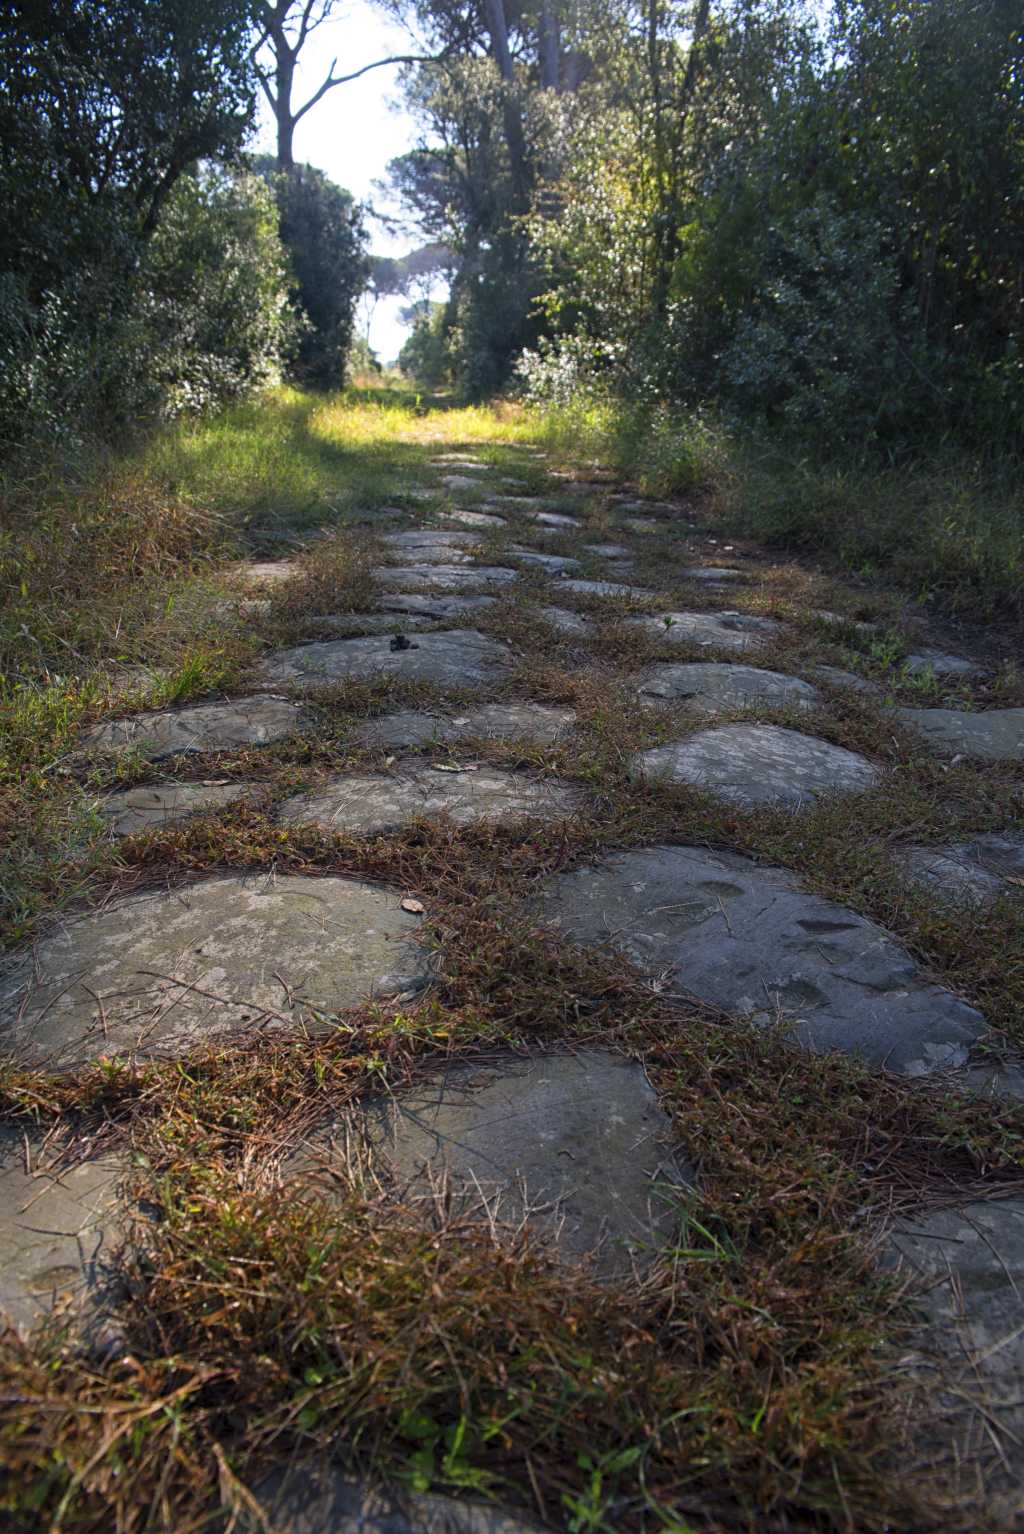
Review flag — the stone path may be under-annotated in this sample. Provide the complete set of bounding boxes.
[3,435,1023,1526]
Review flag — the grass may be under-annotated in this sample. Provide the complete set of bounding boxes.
[1,384,1023,1530]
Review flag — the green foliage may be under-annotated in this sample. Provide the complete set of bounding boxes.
[252,157,370,388]
[398,302,451,388]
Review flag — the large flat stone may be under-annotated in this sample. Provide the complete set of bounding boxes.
[557,578,652,599]
[537,606,593,635]
[902,646,981,678]
[93,781,250,836]
[80,697,307,760]
[279,764,578,836]
[259,631,513,690]
[233,560,300,587]
[441,474,484,492]
[896,708,1024,761]
[637,662,820,716]
[443,507,506,528]
[382,531,481,560]
[507,547,581,573]
[536,846,986,1075]
[354,703,575,750]
[0,1130,125,1339]
[897,833,1024,906]
[525,510,580,529]
[250,1466,543,1534]
[813,665,882,697]
[373,565,516,590]
[679,566,744,582]
[629,611,782,652]
[584,543,631,558]
[305,614,437,636]
[634,723,880,808]
[378,593,498,620]
[303,1052,693,1277]
[886,1197,1024,1510]
[0,874,430,1068]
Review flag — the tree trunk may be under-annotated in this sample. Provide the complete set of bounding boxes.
[538,0,560,91]
[276,48,295,168]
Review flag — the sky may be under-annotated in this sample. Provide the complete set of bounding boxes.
[251,1,439,365]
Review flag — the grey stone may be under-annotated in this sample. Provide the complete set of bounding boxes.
[633,724,880,808]
[305,614,436,636]
[811,609,877,636]
[383,530,482,555]
[354,703,575,750]
[526,510,580,529]
[301,1052,693,1277]
[506,547,580,573]
[80,696,307,760]
[441,474,484,492]
[536,606,593,635]
[897,833,1024,906]
[622,517,659,533]
[443,508,506,528]
[637,662,820,716]
[0,1129,126,1339]
[902,646,982,678]
[378,593,498,620]
[402,488,434,502]
[885,1197,1024,1507]
[93,781,250,836]
[431,454,484,467]
[259,631,513,691]
[233,560,301,587]
[629,611,782,652]
[812,665,882,697]
[0,874,430,1068]
[373,564,517,590]
[278,763,578,836]
[250,1466,543,1534]
[896,707,1024,762]
[557,578,653,599]
[583,543,631,558]
[536,845,986,1075]
[483,495,543,511]
[679,566,745,582]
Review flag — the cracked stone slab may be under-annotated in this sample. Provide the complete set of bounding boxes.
[507,547,581,573]
[884,1198,1024,1514]
[897,833,1024,906]
[629,611,782,652]
[296,1052,693,1278]
[632,724,880,808]
[383,530,483,556]
[278,763,579,836]
[0,874,430,1068]
[93,781,250,836]
[636,663,820,716]
[895,708,1024,762]
[378,593,498,620]
[536,845,986,1075]
[536,606,593,635]
[373,564,517,590]
[259,630,513,690]
[557,578,653,599]
[249,1466,544,1534]
[902,646,982,678]
[354,703,576,750]
[0,1129,127,1340]
[442,507,506,528]
[80,696,307,760]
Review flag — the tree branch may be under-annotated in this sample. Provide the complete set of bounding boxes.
[292,52,441,123]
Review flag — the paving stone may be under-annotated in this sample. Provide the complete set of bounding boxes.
[233,560,301,587]
[895,707,1024,762]
[483,494,543,510]
[299,1052,693,1277]
[0,1129,127,1340]
[354,703,576,750]
[897,833,1024,906]
[0,874,430,1068]
[279,763,578,836]
[80,696,307,760]
[212,596,273,621]
[431,454,484,467]
[536,845,986,1075]
[536,606,593,635]
[636,662,821,716]
[507,546,581,573]
[632,723,880,808]
[383,530,483,555]
[558,578,653,599]
[622,517,659,533]
[902,646,982,678]
[441,474,484,492]
[811,609,878,636]
[93,781,250,836]
[885,1197,1024,1509]
[250,1465,544,1534]
[443,507,506,528]
[526,510,580,529]
[305,613,437,636]
[629,610,782,652]
[402,488,434,502]
[260,631,513,690]
[679,566,745,582]
[584,543,631,558]
[812,665,882,696]
[378,593,499,620]
[373,564,517,590]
